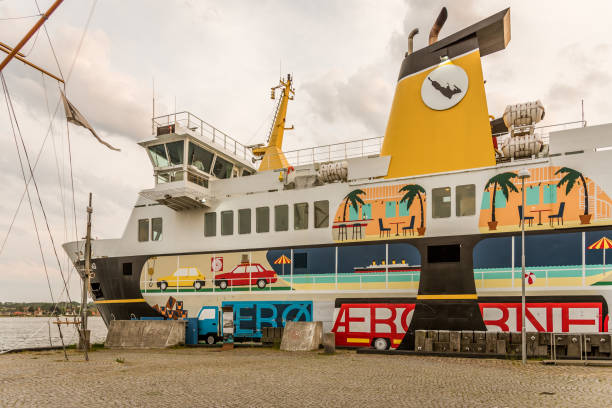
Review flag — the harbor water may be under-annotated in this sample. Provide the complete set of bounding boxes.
[0,317,107,352]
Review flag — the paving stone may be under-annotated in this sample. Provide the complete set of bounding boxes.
[2,347,612,407]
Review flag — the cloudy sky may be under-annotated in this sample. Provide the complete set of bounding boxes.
[0,0,611,302]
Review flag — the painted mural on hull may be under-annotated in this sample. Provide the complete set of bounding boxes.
[479,166,612,233]
[331,184,427,243]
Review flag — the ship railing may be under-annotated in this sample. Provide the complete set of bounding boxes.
[474,264,607,288]
[153,111,255,163]
[494,120,586,163]
[258,136,384,168]
[140,270,420,294]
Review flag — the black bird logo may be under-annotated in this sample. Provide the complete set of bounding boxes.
[427,77,462,99]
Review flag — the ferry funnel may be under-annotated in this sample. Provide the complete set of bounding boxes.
[381,8,511,178]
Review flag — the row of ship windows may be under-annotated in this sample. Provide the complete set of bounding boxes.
[136,184,476,242]
[204,200,330,236]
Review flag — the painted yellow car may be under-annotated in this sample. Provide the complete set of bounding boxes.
[157,267,206,291]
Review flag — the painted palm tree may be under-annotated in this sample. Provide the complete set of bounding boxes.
[342,189,366,222]
[484,172,518,229]
[556,167,590,222]
[399,184,426,233]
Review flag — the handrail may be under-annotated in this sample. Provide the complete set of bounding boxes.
[153,111,255,164]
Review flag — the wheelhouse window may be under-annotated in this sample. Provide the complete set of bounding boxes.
[188,142,214,173]
[204,212,216,237]
[212,156,234,179]
[432,187,451,218]
[294,202,308,230]
[151,217,163,241]
[221,210,233,235]
[148,144,169,167]
[275,205,288,232]
[456,184,476,217]
[238,209,251,234]
[166,141,184,165]
[314,200,329,228]
[138,219,149,242]
[256,207,269,233]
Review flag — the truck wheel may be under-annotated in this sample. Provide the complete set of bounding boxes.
[257,279,267,289]
[219,280,228,290]
[194,281,202,290]
[206,335,216,345]
[373,338,389,351]
[160,281,168,291]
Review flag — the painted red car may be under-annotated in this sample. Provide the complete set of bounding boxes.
[214,263,278,290]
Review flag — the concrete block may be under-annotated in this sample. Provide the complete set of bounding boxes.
[496,339,506,354]
[449,331,461,352]
[105,320,185,349]
[460,331,473,345]
[433,342,449,352]
[438,330,450,343]
[280,321,323,351]
[497,332,510,344]
[586,334,611,354]
[510,332,522,344]
[415,330,427,351]
[426,330,438,342]
[473,331,486,345]
[485,332,497,353]
[322,333,335,354]
[424,338,433,352]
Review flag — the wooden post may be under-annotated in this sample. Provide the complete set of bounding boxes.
[0,0,64,73]
[80,192,92,361]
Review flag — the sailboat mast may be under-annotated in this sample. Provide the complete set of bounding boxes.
[0,0,64,73]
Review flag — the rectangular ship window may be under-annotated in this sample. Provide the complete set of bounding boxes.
[122,263,133,276]
[256,207,269,233]
[138,219,149,242]
[294,203,308,230]
[166,141,184,165]
[148,144,168,167]
[188,142,214,173]
[212,156,234,180]
[314,200,329,228]
[238,209,251,234]
[204,212,216,236]
[275,205,288,232]
[221,210,233,235]
[151,217,163,241]
[455,184,475,217]
[432,187,451,218]
[427,244,460,263]
[294,253,307,269]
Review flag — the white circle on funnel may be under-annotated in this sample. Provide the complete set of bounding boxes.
[421,64,468,111]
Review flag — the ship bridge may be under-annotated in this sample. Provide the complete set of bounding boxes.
[138,111,257,210]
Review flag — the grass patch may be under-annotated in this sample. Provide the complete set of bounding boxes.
[115,357,125,364]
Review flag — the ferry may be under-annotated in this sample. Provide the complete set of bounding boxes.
[63,7,612,350]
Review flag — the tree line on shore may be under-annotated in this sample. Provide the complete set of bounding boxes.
[0,301,98,317]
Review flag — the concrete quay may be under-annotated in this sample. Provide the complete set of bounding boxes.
[2,347,612,407]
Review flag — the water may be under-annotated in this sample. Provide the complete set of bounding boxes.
[0,316,107,352]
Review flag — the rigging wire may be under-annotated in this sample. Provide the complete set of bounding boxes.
[0,73,73,306]
[1,73,55,306]
[34,0,64,81]
[0,14,42,21]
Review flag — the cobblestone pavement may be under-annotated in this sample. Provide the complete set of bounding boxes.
[2,347,612,407]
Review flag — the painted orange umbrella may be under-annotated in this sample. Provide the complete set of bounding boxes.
[274,254,291,275]
[588,237,612,270]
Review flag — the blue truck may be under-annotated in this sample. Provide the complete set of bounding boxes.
[197,301,313,344]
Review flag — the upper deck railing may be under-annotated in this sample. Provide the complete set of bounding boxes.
[154,112,587,171]
[153,111,255,163]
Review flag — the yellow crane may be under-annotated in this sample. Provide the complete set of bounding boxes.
[252,74,294,171]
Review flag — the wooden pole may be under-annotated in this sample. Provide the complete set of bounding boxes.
[0,43,64,83]
[80,192,92,361]
[0,0,64,73]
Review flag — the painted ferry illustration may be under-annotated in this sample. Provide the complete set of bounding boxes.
[63,7,612,350]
